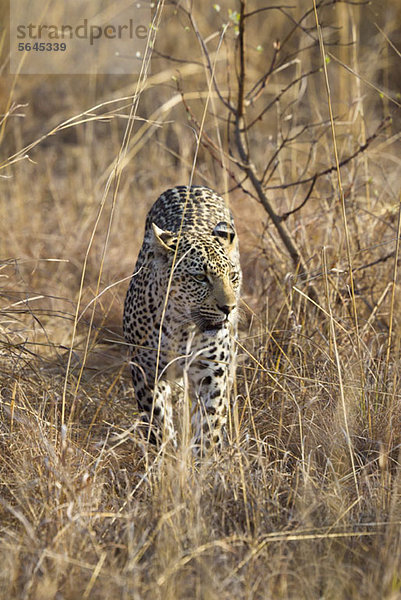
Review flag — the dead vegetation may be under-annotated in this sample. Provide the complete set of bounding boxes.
[1,0,401,598]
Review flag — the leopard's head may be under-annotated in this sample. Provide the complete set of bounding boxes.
[151,222,241,331]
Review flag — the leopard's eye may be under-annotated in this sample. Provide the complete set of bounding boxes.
[192,273,208,283]
[229,272,239,283]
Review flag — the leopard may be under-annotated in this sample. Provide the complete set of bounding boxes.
[123,185,241,454]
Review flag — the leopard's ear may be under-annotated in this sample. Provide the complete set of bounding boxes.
[151,223,177,253]
[212,221,237,253]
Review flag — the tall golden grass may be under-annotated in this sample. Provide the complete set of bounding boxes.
[1,0,401,598]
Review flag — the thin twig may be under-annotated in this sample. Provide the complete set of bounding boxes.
[280,176,317,221]
[264,116,390,190]
[384,194,401,386]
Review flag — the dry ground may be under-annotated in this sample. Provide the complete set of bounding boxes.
[1,1,401,598]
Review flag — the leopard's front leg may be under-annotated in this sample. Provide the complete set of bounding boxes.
[130,352,176,447]
[187,327,234,455]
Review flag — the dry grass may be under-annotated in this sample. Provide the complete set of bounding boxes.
[1,0,401,598]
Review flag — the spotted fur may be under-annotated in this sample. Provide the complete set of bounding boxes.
[123,185,241,454]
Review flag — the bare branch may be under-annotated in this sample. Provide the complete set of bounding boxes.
[247,67,321,130]
[173,1,236,114]
[245,42,280,105]
[280,176,317,221]
[264,116,391,191]
[237,0,247,120]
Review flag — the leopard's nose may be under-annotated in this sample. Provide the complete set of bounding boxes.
[218,304,235,316]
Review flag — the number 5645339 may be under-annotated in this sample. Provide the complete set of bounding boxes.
[18,42,67,51]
